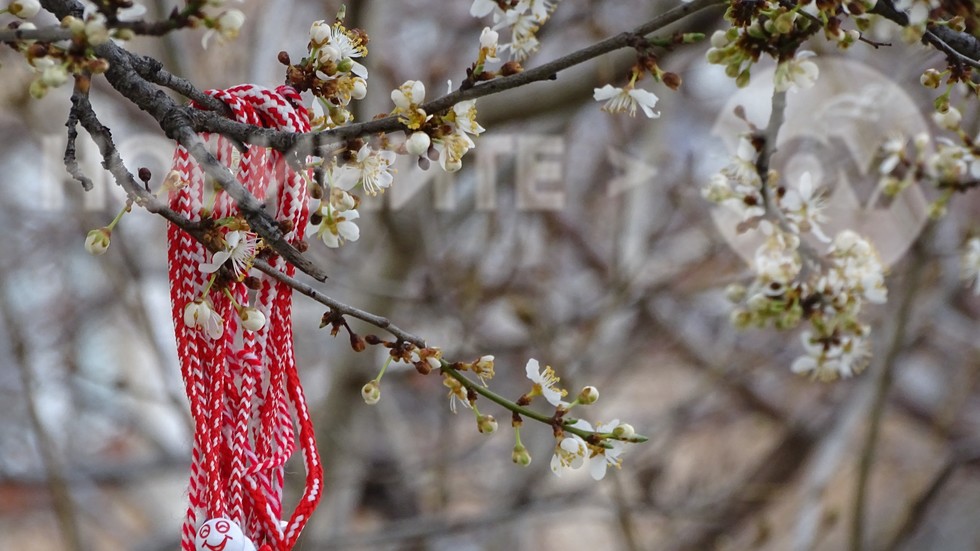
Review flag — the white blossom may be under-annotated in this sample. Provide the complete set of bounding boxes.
[588,419,627,481]
[479,26,500,63]
[525,358,568,407]
[774,51,819,93]
[550,421,591,476]
[754,223,801,285]
[451,99,485,136]
[433,132,475,173]
[792,330,871,381]
[391,80,425,111]
[780,171,830,242]
[199,230,259,279]
[310,208,360,248]
[308,20,368,77]
[593,84,660,118]
[338,145,396,196]
[183,299,224,340]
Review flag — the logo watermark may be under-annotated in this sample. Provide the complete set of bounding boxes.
[33,129,660,213]
[707,57,931,268]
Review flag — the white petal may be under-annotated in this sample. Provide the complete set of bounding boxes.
[525,358,541,381]
[593,84,620,102]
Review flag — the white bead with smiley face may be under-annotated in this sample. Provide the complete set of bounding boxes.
[195,518,256,551]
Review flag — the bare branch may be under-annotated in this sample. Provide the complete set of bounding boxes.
[252,260,426,347]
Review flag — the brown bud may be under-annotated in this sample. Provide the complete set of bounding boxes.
[89,59,110,74]
[364,334,383,345]
[349,333,366,352]
[500,60,523,76]
[414,361,432,375]
[278,219,294,233]
[295,240,309,252]
[309,212,323,226]
[310,184,324,199]
[244,276,262,290]
[662,72,682,90]
[277,51,291,66]
[138,167,152,183]
[27,43,47,58]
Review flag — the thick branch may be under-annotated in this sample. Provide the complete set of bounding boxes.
[871,0,980,68]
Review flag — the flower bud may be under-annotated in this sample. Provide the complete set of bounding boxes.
[705,47,726,64]
[477,414,498,434]
[933,106,961,130]
[471,355,494,382]
[28,79,47,99]
[736,69,751,88]
[920,68,942,89]
[710,30,728,48]
[405,132,431,156]
[681,32,705,44]
[512,443,532,466]
[725,283,747,303]
[85,227,111,255]
[500,60,523,76]
[216,9,245,40]
[730,308,752,328]
[183,299,210,329]
[240,307,266,332]
[612,423,635,439]
[661,72,682,90]
[9,0,40,19]
[576,386,599,405]
[351,77,367,100]
[361,380,381,405]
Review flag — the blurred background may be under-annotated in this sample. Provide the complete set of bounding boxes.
[1,0,980,550]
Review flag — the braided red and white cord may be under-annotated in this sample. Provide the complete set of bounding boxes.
[167,84,322,551]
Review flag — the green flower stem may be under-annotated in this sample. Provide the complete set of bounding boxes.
[200,272,218,298]
[375,356,392,382]
[222,287,242,312]
[441,362,647,444]
[105,198,133,231]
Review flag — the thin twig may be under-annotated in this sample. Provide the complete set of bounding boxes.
[848,223,932,551]
[0,303,84,551]
[251,259,424,346]
[185,0,728,153]
[0,25,74,42]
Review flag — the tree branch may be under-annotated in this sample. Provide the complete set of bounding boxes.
[252,259,426,347]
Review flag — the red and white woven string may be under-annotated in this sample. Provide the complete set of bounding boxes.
[167,84,322,551]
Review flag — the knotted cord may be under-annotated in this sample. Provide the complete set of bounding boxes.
[167,84,322,551]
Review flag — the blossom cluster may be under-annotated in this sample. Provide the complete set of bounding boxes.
[292,18,369,130]
[3,0,249,98]
[704,0,873,90]
[469,0,559,61]
[181,224,267,341]
[358,347,642,480]
[705,134,888,381]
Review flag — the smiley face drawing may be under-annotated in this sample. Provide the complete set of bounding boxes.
[195,518,256,551]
